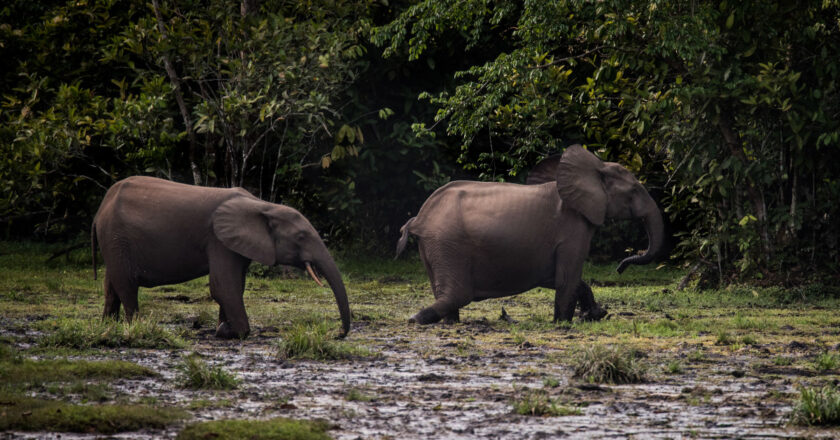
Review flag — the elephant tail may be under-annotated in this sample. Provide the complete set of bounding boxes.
[91,221,98,280]
[395,217,416,259]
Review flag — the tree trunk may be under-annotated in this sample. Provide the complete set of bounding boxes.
[151,0,201,185]
[718,112,772,261]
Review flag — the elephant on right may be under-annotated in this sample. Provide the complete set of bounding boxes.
[396,144,666,325]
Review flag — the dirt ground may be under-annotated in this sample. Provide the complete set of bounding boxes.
[4,317,840,439]
[1,248,840,439]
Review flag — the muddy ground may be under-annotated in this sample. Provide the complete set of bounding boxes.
[1,247,839,439]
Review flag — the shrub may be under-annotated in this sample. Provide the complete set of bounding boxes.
[571,345,647,384]
[790,386,840,426]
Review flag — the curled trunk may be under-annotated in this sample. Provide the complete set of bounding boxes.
[616,196,666,274]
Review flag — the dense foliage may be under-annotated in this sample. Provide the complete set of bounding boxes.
[373,0,840,283]
[1,0,838,283]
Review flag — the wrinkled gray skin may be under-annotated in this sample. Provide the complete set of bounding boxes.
[91,176,351,339]
[396,145,665,324]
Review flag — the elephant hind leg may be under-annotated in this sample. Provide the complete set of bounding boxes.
[102,276,121,320]
[103,271,139,320]
[411,261,471,324]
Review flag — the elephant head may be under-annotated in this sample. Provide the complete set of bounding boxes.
[211,196,351,337]
[529,145,665,274]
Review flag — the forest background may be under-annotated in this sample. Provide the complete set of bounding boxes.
[1,0,838,286]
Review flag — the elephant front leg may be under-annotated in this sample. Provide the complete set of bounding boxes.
[576,282,607,321]
[553,268,582,323]
[209,242,251,339]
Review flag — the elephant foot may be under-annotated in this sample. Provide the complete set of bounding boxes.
[580,303,608,322]
[215,321,250,339]
[409,307,442,324]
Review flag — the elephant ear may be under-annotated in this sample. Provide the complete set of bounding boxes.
[525,154,563,185]
[212,196,276,266]
[556,144,607,226]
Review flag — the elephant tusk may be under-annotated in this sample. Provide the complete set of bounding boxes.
[305,262,324,287]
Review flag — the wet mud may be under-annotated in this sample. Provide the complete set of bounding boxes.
[4,320,839,440]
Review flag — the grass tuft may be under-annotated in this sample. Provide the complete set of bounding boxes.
[176,418,331,440]
[177,354,240,390]
[39,317,185,349]
[664,360,683,374]
[0,392,187,434]
[277,321,369,360]
[814,352,840,372]
[511,389,581,417]
[344,387,376,402]
[571,344,647,384]
[790,385,840,426]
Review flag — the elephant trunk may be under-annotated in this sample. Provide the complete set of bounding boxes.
[313,253,351,338]
[616,195,665,274]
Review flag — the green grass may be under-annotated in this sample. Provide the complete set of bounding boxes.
[664,360,683,374]
[38,316,186,349]
[176,418,332,440]
[511,389,582,417]
[814,352,840,372]
[0,391,187,434]
[0,356,156,384]
[571,344,648,384]
[178,354,240,390]
[344,387,376,402]
[277,321,370,361]
[790,385,840,426]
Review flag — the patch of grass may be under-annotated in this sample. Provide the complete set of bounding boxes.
[344,387,375,402]
[542,377,560,388]
[790,385,840,426]
[512,389,581,417]
[773,356,793,366]
[571,344,647,384]
[188,398,235,410]
[664,360,683,374]
[176,418,331,440]
[0,391,187,434]
[740,334,758,346]
[39,317,186,349]
[40,382,112,403]
[277,321,370,361]
[714,331,735,346]
[178,354,240,390]
[1,357,155,384]
[814,352,840,372]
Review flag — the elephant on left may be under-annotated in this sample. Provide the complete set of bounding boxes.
[91,176,351,339]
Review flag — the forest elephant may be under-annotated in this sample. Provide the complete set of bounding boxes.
[395,144,665,325]
[91,176,351,339]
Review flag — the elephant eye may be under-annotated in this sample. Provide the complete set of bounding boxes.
[295,231,306,241]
